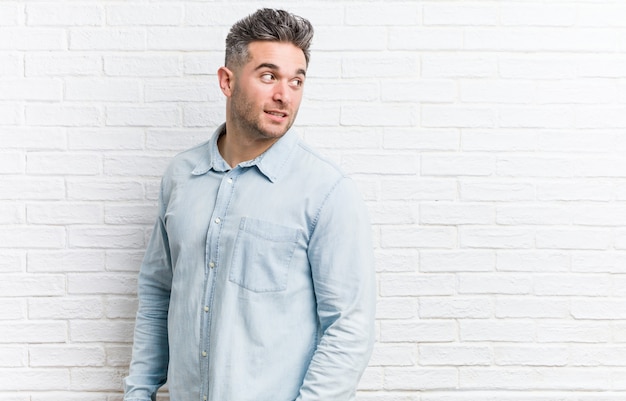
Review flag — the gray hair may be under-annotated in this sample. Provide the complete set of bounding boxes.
[225,8,314,68]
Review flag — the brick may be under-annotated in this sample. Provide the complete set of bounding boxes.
[107,4,183,26]
[106,345,132,367]
[184,4,257,27]
[382,80,456,103]
[374,249,419,273]
[147,27,223,51]
[0,128,66,150]
[70,28,146,50]
[384,367,458,390]
[71,368,126,391]
[0,3,20,26]
[25,104,102,127]
[460,180,535,202]
[460,227,534,249]
[106,106,180,127]
[572,252,626,273]
[27,152,101,175]
[346,3,419,26]
[70,320,134,342]
[342,154,418,175]
[0,79,62,101]
[459,273,532,295]
[0,346,27,367]
[0,298,26,320]
[422,55,497,78]
[0,28,66,50]
[460,80,535,104]
[105,204,156,225]
[0,227,66,249]
[342,54,419,78]
[369,343,417,367]
[384,129,459,151]
[462,130,536,152]
[183,53,223,75]
[500,106,575,128]
[500,4,577,26]
[68,128,144,151]
[0,152,25,174]
[0,368,70,390]
[419,345,491,366]
[376,297,417,320]
[422,105,496,128]
[534,274,612,296]
[0,251,25,272]
[0,177,64,201]
[104,155,171,177]
[0,102,21,125]
[380,320,457,343]
[105,297,138,319]
[537,321,611,343]
[307,80,378,102]
[68,227,145,249]
[420,202,495,225]
[382,178,457,201]
[381,226,456,249]
[379,273,455,297]
[293,103,338,126]
[423,4,498,26]
[341,104,416,127]
[423,154,495,176]
[0,322,67,343]
[368,201,417,225]
[389,28,463,51]
[25,53,102,77]
[496,204,572,225]
[494,345,568,366]
[536,228,611,250]
[497,251,570,272]
[419,297,493,319]
[420,250,495,273]
[104,55,181,77]
[0,53,21,76]
[66,179,144,201]
[303,127,381,150]
[572,300,626,320]
[30,345,105,367]
[0,274,65,296]
[496,297,569,319]
[315,27,387,51]
[536,179,613,201]
[28,250,105,273]
[26,3,103,26]
[183,104,225,128]
[144,79,219,102]
[65,78,141,102]
[29,297,103,319]
[461,321,535,342]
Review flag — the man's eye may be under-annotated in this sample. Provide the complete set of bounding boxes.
[290,79,303,87]
[260,73,275,82]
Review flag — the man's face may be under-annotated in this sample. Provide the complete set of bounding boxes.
[227,41,307,141]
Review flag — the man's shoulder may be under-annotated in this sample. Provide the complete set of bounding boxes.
[293,139,346,182]
[164,139,212,178]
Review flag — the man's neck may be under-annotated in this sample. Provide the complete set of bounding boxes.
[217,123,279,168]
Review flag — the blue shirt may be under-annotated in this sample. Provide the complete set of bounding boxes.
[124,124,376,401]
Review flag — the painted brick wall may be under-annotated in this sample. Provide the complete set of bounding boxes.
[2,1,626,400]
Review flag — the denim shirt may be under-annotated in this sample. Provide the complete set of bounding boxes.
[124,124,376,401]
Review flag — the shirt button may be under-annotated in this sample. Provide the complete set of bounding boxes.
[227,178,233,184]
[214,217,221,224]
[209,261,215,269]
[204,306,209,312]
[202,351,207,357]
[203,396,207,401]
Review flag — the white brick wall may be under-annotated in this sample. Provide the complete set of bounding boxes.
[2,1,626,399]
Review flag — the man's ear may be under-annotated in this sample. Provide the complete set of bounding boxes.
[217,66,234,97]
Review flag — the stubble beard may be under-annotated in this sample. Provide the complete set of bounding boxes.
[229,85,294,142]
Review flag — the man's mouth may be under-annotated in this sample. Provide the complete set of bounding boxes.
[265,111,287,118]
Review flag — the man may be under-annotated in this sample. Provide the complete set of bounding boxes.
[124,8,375,401]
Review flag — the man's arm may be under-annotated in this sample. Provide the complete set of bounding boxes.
[297,177,376,401]
[124,186,173,401]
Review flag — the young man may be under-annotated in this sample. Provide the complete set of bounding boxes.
[124,8,375,401]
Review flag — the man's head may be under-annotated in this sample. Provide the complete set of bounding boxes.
[225,8,314,70]
[217,9,314,149]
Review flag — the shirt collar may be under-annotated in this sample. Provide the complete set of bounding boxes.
[191,123,299,183]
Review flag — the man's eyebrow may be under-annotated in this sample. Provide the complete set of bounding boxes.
[254,63,306,77]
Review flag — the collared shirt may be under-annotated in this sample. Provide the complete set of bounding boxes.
[124,124,376,401]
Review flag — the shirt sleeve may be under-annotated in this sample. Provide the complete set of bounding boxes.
[296,177,376,401]
[124,181,173,401]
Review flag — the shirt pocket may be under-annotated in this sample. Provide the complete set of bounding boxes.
[229,217,300,292]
